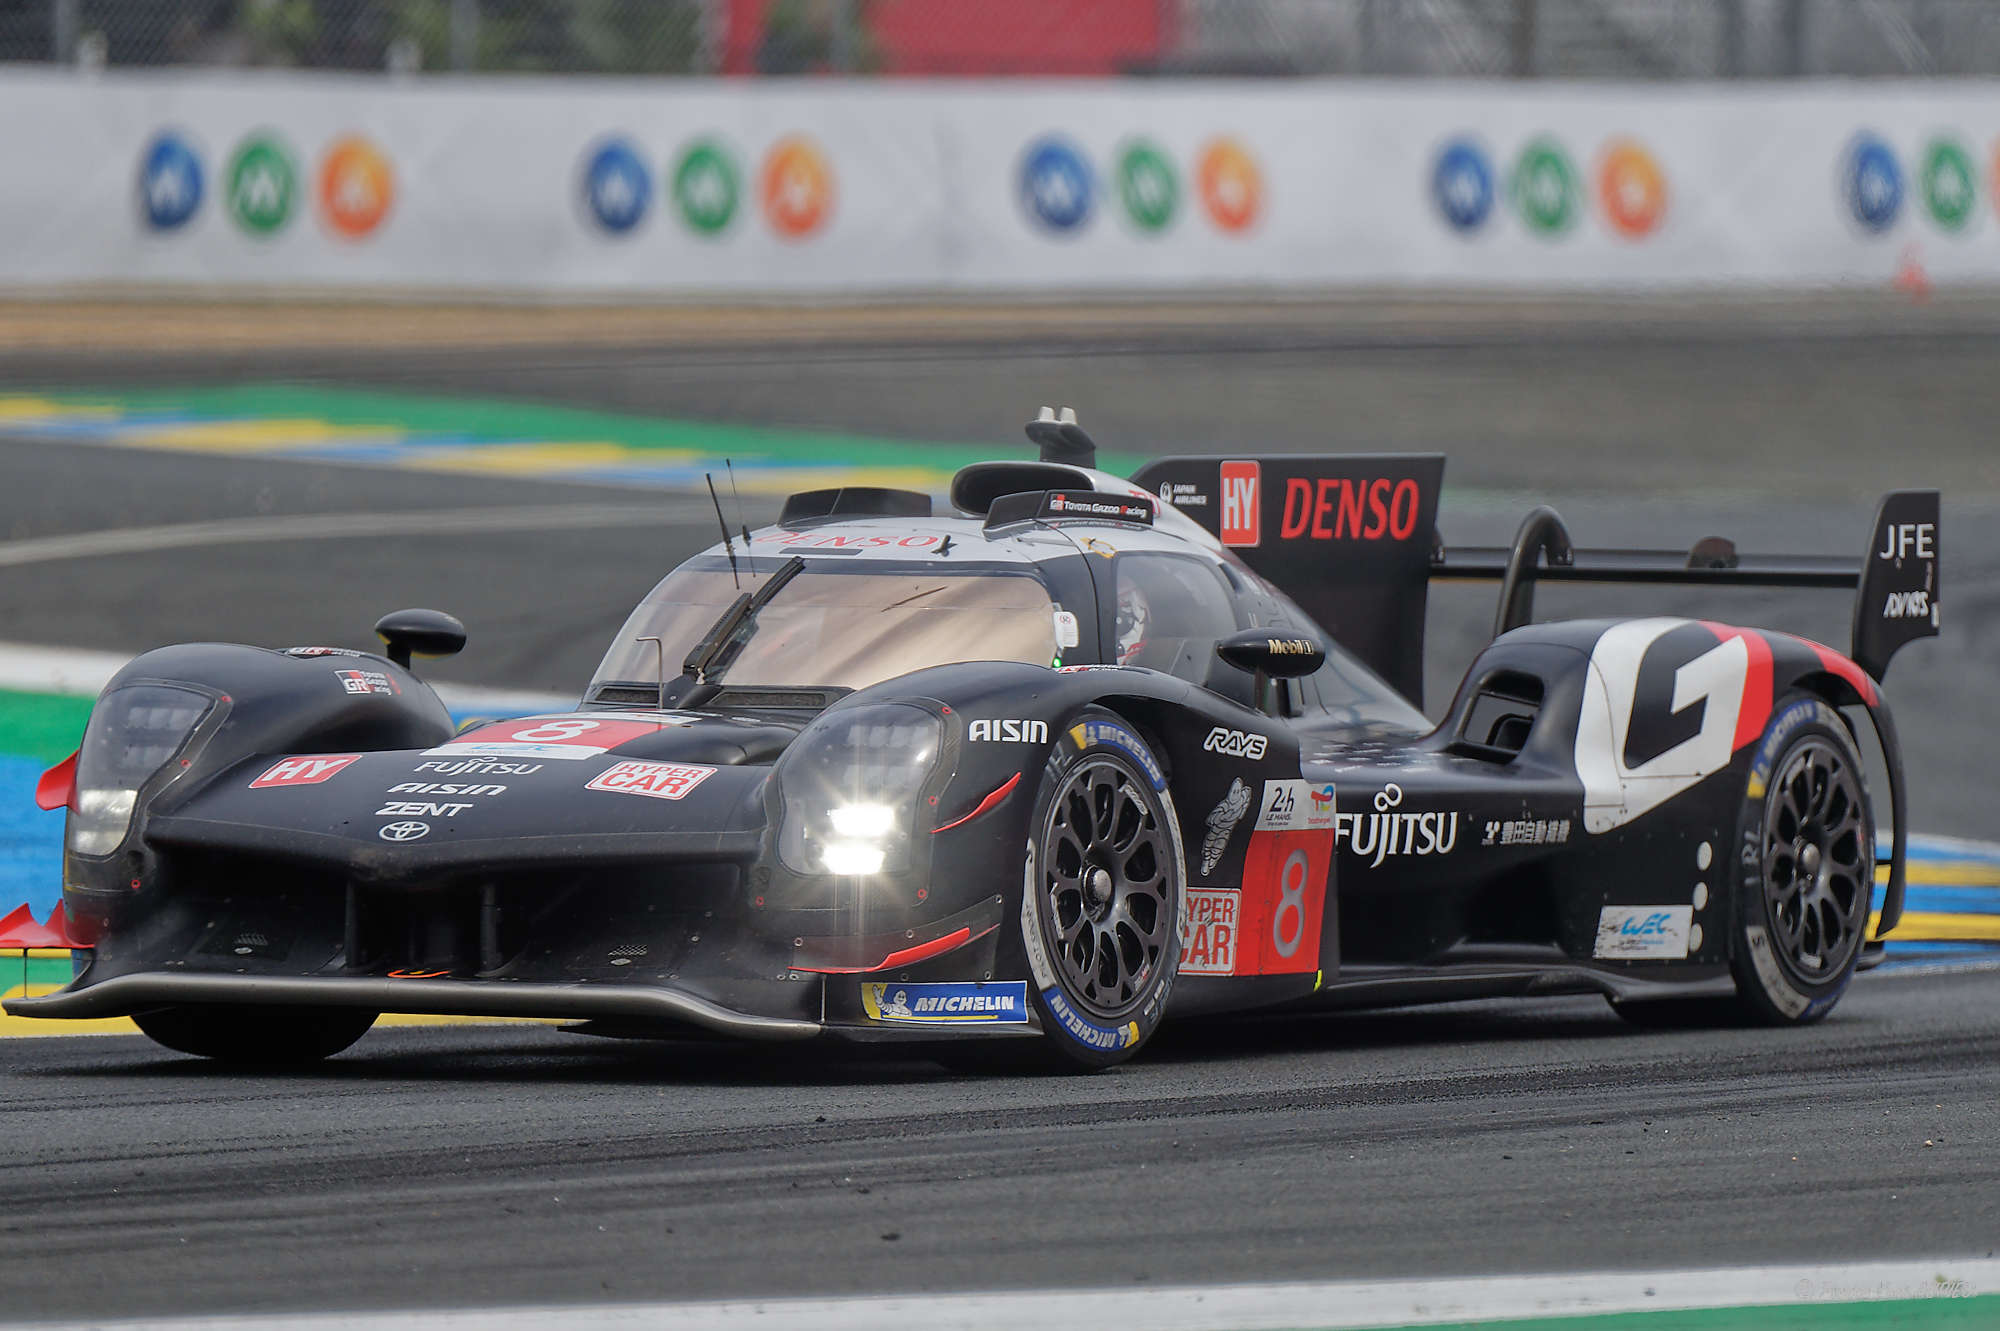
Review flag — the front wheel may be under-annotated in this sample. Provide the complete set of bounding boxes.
[134,1005,377,1064]
[1016,709,1184,1071]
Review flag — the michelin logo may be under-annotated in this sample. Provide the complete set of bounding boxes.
[863,981,1029,1025]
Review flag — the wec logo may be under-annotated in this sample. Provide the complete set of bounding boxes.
[1202,727,1268,759]
[1620,911,1675,937]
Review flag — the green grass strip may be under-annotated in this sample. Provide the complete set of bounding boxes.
[1391,1293,2000,1331]
[0,689,93,764]
[39,383,1145,476]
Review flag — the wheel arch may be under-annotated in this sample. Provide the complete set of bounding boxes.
[1774,665,1908,939]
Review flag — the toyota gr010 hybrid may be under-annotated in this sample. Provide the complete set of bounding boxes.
[12,412,1940,1069]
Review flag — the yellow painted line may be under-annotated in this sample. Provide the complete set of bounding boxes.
[1904,861,2000,888]
[0,984,558,1037]
[0,395,119,422]
[1873,911,2000,942]
[397,441,643,474]
[119,419,406,452]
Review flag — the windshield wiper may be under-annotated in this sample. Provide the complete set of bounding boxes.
[681,555,806,685]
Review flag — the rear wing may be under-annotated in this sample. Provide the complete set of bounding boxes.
[1434,489,1941,683]
[1131,453,1939,704]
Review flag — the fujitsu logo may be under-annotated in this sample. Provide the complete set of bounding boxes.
[1334,783,1459,868]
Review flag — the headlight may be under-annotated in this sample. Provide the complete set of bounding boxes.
[68,683,214,857]
[777,704,943,876]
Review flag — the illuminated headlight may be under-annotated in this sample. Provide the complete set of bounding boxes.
[68,684,213,857]
[777,704,942,876]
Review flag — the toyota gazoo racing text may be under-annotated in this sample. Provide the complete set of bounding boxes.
[13,409,1940,1069]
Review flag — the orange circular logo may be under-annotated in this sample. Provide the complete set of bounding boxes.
[318,135,395,240]
[1597,139,1666,239]
[1196,137,1263,233]
[760,136,834,240]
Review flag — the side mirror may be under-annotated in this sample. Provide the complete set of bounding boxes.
[1215,629,1325,679]
[374,608,467,670]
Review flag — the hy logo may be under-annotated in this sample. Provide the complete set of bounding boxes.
[139,131,203,231]
[674,139,740,235]
[583,137,652,234]
[227,133,298,236]
[1021,135,1095,233]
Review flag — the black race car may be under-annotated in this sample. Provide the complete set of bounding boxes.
[12,411,1941,1069]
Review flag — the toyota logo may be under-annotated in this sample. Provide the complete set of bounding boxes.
[378,820,430,842]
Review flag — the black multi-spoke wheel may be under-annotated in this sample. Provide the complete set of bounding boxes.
[1044,755,1175,1016]
[1018,708,1183,1070]
[1728,694,1875,1026]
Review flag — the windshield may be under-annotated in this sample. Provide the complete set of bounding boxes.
[592,558,1061,694]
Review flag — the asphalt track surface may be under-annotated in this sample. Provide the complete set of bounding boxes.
[2,973,1997,1320]
[1,306,1997,1318]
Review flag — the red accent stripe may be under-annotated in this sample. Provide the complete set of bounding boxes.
[933,772,1022,833]
[35,750,77,812]
[792,923,996,975]
[1701,622,1774,752]
[1799,637,1881,707]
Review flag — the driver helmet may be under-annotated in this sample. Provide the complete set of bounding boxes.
[1115,581,1151,665]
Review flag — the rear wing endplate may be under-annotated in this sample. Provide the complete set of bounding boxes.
[1432,490,1941,682]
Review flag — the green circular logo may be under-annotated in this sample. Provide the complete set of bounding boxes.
[1511,138,1579,235]
[1116,140,1178,233]
[1920,136,1975,231]
[226,134,297,236]
[673,140,739,236]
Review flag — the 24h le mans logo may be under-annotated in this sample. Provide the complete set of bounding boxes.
[1511,138,1579,236]
[1921,136,1975,232]
[674,139,739,235]
[1117,140,1178,233]
[227,133,297,236]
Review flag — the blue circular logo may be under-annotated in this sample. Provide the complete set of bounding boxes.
[1432,138,1493,233]
[1020,136,1095,233]
[583,138,652,234]
[139,132,203,231]
[1844,133,1903,233]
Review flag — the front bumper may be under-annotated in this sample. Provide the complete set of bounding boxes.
[4,972,823,1040]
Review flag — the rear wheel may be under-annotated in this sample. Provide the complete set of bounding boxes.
[134,1005,377,1064]
[1016,709,1184,1071]
[1728,695,1875,1025]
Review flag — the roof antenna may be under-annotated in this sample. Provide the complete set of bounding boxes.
[1026,405,1097,469]
[726,458,755,579]
[706,473,740,590]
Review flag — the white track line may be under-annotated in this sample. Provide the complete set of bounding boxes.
[15,1259,1997,1331]
[0,504,675,568]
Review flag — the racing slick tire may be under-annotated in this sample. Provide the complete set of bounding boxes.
[1726,693,1876,1026]
[1013,708,1185,1071]
[133,1005,378,1064]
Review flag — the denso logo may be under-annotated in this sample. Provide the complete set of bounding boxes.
[1279,477,1421,541]
[1219,461,1259,547]
[1202,726,1268,759]
[1883,590,1931,619]
[249,755,360,789]
[968,719,1048,743]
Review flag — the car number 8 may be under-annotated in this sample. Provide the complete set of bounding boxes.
[1272,848,1308,957]
[509,719,600,742]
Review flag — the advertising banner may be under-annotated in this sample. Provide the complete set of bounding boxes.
[3,69,1999,295]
